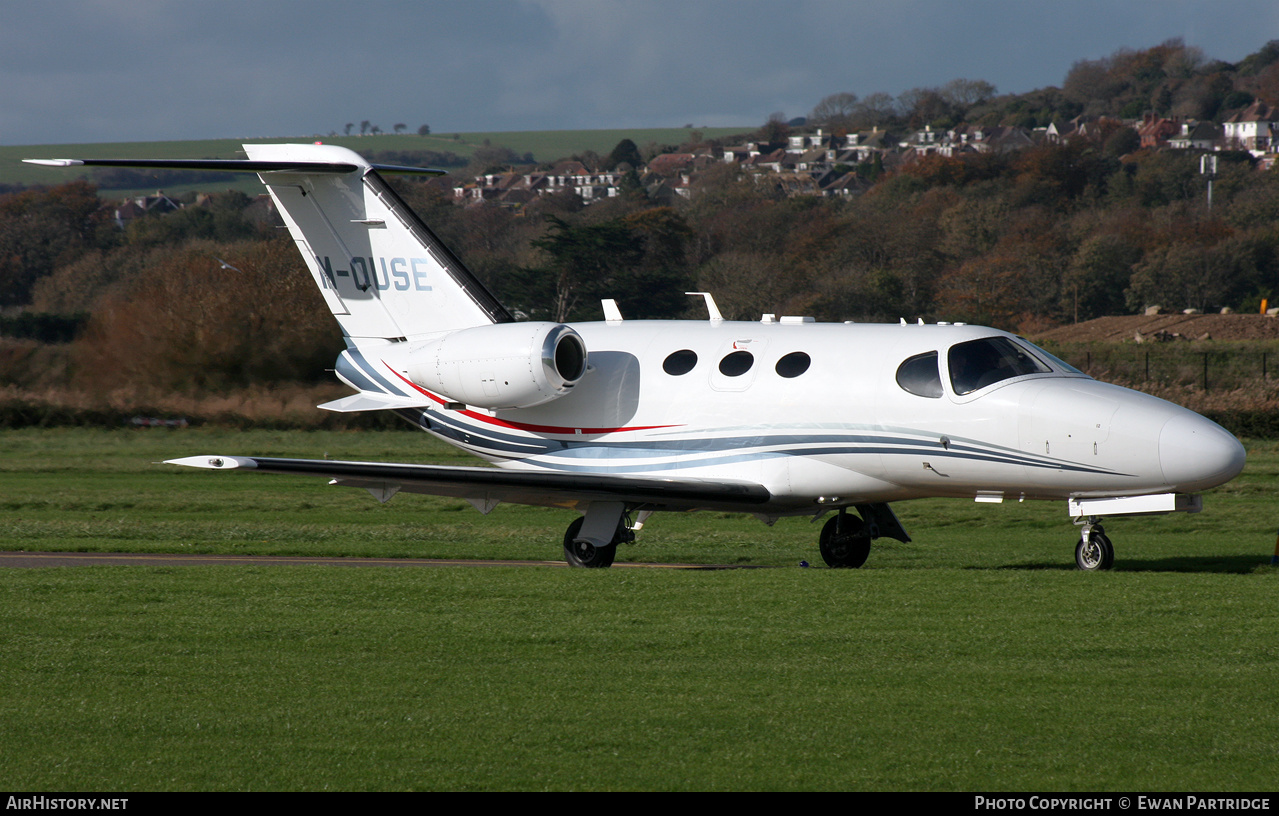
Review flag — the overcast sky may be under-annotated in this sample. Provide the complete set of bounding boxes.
[3,0,1276,146]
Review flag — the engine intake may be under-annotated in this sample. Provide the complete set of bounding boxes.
[400,322,587,409]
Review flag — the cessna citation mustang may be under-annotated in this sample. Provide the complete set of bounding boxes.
[28,144,1246,570]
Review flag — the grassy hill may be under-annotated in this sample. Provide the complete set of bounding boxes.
[1,127,753,192]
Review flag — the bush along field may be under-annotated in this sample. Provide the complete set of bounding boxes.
[1,428,1277,790]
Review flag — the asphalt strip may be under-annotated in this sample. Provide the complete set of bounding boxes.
[0,551,773,570]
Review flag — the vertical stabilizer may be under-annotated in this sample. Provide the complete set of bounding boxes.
[244,144,511,342]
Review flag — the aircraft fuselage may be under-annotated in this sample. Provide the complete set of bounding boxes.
[353,319,1244,517]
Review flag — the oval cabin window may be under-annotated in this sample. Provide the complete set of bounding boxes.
[775,352,811,378]
[718,350,754,377]
[662,349,698,375]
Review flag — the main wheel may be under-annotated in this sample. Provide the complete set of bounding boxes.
[1074,530,1115,571]
[563,517,617,568]
[819,514,871,568]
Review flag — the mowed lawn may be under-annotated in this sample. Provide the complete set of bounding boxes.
[2,428,1277,790]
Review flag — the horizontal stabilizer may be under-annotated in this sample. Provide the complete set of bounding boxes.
[164,455,772,512]
[23,157,446,175]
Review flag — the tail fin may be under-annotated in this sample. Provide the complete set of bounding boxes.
[243,144,511,342]
[27,144,512,343]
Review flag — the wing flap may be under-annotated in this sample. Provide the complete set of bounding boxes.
[165,455,772,512]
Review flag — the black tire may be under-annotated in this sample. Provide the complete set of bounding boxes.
[819,514,871,568]
[1095,531,1115,570]
[563,517,617,568]
[1075,530,1115,571]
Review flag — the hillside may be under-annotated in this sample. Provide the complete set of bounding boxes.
[1033,314,1279,344]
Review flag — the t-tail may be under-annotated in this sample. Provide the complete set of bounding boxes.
[242,144,512,342]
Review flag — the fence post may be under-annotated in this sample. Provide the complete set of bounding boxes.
[1203,352,1209,392]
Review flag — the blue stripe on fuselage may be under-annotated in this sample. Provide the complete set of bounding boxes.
[401,408,1125,478]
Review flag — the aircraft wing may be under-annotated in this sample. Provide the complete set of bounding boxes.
[164,455,772,512]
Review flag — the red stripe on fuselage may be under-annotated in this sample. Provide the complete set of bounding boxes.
[384,364,680,436]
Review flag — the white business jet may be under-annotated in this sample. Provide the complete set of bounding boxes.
[28,144,1246,570]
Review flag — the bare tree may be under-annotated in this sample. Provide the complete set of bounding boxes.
[809,92,859,130]
[851,92,898,129]
[940,78,997,108]
[757,112,790,144]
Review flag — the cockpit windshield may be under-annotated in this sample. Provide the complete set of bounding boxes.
[947,336,1052,395]
[1018,339,1084,375]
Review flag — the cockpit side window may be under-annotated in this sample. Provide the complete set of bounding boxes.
[948,337,1051,395]
[896,351,943,398]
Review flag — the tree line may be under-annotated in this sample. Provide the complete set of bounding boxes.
[803,38,1279,133]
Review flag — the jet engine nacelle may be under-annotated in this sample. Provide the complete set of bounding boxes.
[401,322,587,409]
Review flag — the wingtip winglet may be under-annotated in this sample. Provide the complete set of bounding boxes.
[23,159,84,167]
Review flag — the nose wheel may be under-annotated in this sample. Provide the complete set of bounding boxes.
[1074,522,1114,571]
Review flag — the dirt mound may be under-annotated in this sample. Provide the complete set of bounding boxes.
[1031,313,1279,344]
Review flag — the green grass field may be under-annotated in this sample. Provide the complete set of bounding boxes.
[2,428,1277,790]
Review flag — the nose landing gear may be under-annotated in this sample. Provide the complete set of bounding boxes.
[1074,518,1114,571]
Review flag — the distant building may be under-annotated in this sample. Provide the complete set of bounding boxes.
[112,191,181,229]
[1223,101,1278,155]
[1137,114,1179,150]
[1167,121,1221,151]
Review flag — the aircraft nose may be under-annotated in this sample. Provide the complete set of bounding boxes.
[1158,413,1246,491]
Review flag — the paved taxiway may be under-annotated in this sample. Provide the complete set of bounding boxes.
[0,551,768,569]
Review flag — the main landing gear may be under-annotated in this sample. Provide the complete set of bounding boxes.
[819,509,872,568]
[815,504,911,568]
[562,503,635,568]
[1074,518,1115,571]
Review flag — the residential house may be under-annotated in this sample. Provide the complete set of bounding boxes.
[1222,101,1278,154]
[1137,114,1179,150]
[1168,121,1221,151]
[899,124,944,155]
[112,191,181,229]
[843,128,890,162]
